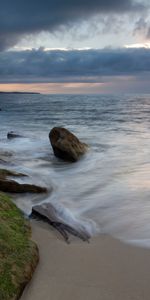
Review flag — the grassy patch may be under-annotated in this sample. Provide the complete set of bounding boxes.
[0,193,39,300]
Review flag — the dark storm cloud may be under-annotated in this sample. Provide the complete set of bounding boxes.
[0,48,150,83]
[0,0,145,50]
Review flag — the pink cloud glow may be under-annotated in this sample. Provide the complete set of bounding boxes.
[0,82,106,94]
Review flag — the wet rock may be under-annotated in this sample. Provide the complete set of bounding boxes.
[0,169,27,178]
[0,169,47,193]
[7,131,23,139]
[49,127,88,162]
[0,179,47,193]
[31,203,90,243]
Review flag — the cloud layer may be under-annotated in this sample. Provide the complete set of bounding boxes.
[0,48,150,83]
[0,0,145,50]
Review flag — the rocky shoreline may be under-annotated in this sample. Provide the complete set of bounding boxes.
[0,127,88,299]
[0,168,46,300]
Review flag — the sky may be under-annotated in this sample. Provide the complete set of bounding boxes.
[0,0,150,94]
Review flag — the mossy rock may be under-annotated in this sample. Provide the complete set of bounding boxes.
[0,193,39,300]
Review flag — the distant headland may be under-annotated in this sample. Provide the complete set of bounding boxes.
[0,91,40,94]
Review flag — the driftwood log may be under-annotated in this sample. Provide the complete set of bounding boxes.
[31,203,90,243]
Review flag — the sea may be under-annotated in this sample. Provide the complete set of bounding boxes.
[0,93,150,247]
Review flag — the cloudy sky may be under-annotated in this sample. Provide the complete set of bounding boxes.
[0,0,150,93]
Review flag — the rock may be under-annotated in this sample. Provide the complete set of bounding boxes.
[0,193,39,300]
[49,127,88,162]
[0,168,47,193]
[7,131,23,139]
[0,168,27,178]
[0,179,47,193]
[31,203,90,243]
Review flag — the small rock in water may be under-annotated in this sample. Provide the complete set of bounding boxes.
[49,127,88,162]
[7,131,23,139]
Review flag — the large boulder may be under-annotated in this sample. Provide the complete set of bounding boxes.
[49,127,88,162]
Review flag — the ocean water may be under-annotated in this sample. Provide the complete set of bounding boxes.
[0,93,150,247]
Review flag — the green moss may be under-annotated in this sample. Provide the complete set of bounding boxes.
[0,193,39,300]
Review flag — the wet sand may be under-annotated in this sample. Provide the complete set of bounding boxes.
[21,220,150,300]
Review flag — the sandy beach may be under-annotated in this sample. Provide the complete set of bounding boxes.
[21,220,150,300]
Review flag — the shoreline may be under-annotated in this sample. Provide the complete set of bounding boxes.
[21,220,150,300]
[0,91,40,94]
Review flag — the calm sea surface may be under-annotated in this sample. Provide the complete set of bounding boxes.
[0,93,150,247]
